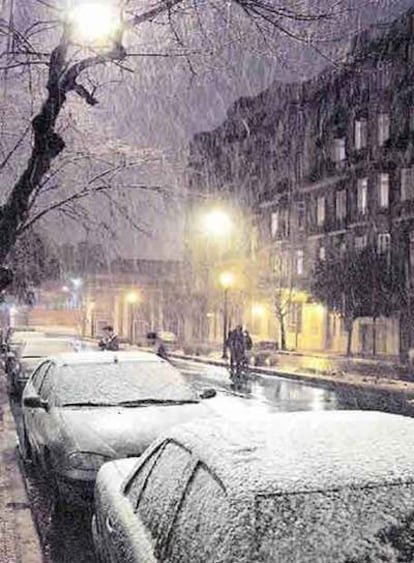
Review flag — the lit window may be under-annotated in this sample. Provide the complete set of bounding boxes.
[377,233,391,262]
[296,250,304,276]
[335,190,347,220]
[401,167,414,201]
[355,119,367,150]
[317,196,325,226]
[333,138,346,163]
[378,173,389,208]
[319,246,326,261]
[271,211,278,238]
[357,178,368,214]
[355,235,367,251]
[378,113,390,146]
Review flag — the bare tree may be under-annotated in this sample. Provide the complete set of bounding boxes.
[0,0,365,286]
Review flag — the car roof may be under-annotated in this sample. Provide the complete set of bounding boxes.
[164,410,414,497]
[47,350,167,366]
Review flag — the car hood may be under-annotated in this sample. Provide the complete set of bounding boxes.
[56,402,211,458]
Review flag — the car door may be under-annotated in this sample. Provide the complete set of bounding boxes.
[101,440,195,563]
[29,363,56,466]
[161,463,232,563]
[24,361,51,453]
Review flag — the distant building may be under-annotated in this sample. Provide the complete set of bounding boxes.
[188,8,414,357]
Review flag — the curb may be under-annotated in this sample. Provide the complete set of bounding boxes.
[0,375,43,563]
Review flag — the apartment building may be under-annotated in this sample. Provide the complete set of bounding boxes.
[188,9,414,356]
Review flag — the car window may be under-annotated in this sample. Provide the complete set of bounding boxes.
[136,441,193,546]
[38,368,55,400]
[31,362,50,392]
[125,446,163,508]
[164,464,230,563]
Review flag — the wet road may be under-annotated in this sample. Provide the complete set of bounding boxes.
[12,358,347,562]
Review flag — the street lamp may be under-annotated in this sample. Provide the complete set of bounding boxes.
[202,209,232,238]
[68,1,122,45]
[125,290,140,343]
[219,272,235,359]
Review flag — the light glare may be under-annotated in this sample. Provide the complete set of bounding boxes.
[69,2,121,44]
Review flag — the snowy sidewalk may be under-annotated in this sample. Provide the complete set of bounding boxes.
[0,372,43,563]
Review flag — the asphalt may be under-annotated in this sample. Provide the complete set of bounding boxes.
[0,371,43,563]
[169,349,414,416]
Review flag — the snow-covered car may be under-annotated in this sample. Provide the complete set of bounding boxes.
[8,336,79,395]
[21,351,215,507]
[93,410,414,562]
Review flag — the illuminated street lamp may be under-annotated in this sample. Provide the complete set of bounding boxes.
[219,272,235,359]
[68,1,122,46]
[202,209,232,238]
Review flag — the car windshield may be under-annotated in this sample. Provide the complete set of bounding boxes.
[20,340,75,358]
[55,361,198,406]
[256,484,414,561]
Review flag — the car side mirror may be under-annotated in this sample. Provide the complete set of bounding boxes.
[199,388,216,400]
[23,396,48,410]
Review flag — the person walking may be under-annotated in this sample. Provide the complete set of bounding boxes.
[98,325,120,351]
[243,329,253,365]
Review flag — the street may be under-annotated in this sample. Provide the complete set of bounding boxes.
[10,357,346,563]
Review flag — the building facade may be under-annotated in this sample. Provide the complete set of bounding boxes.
[187,9,414,357]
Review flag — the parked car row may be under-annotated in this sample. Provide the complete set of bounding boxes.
[4,328,414,561]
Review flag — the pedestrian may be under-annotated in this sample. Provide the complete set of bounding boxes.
[243,329,253,365]
[227,325,245,373]
[98,325,120,351]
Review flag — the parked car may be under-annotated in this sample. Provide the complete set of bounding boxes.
[7,337,80,395]
[93,410,414,562]
[252,340,279,366]
[21,351,216,507]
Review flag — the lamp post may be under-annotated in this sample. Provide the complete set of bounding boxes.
[219,272,234,359]
[126,290,139,344]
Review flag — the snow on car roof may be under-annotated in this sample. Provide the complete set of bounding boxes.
[50,350,166,365]
[165,410,414,496]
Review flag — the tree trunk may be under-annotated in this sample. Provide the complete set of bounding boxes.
[280,316,286,351]
[346,318,353,356]
[0,86,66,264]
[372,316,377,356]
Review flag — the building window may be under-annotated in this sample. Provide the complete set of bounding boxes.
[409,231,414,270]
[317,196,325,226]
[295,201,305,231]
[295,154,303,180]
[377,233,391,264]
[280,208,289,237]
[355,234,367,251]
[332,138,346,162]
[319,246,326,261]
[271,211,278,238]
[339,241,347,257]
[296,250,304,276]
[357,178,368,215]
[378,173,389,208]
[335,190,347,220]
[401,167,414,201]
[378,113,390,146]
[355,118,367,150]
